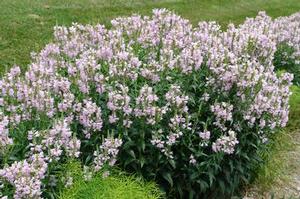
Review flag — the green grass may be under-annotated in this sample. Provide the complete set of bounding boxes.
[58,161,163,199]
[287,86,300,128]
[0,0,300,74]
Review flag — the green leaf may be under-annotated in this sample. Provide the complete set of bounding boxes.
[140,140,145,152]
[168,159,176,169]
[219,180,225,193]
[188,190,195,199]
[190,172,199,180]
[197,180,208,191]
[122,140,134,150]
[124,157,135,167]
[85,155,93,165]
[128,150,136,159]
[176,183,183,198]
[208,171,215,186]
[139,157,145,168]
[162,172,173,187]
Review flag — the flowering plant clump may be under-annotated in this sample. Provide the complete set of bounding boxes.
[240,12,300,85]
[0,9,298,198]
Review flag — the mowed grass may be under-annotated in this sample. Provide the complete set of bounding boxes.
[0,0,300,73]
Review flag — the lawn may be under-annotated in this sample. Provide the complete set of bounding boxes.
[0,0,300,74]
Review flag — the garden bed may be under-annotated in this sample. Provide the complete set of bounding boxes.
[0,5,300,199]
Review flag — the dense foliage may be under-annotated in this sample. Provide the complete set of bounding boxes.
[274,44,300,85]
[59,161,163,199]
[0,9,299,198]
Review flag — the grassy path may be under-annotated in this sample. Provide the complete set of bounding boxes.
[246,132,300,198]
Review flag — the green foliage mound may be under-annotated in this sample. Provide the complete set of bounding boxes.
[59,162,163,199]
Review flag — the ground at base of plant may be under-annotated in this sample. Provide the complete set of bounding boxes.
[246,132,300,198]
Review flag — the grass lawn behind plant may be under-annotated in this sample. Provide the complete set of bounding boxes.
[0,0,300,74]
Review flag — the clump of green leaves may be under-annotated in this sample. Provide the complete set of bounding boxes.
[58,161,163,199]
